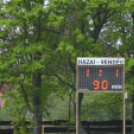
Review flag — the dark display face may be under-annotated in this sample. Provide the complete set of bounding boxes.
[78,66,124,91]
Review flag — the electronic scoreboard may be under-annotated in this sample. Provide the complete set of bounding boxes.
[76,57,125,134]
[76,58,125,92]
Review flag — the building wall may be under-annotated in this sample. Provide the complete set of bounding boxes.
[0,92,5,108]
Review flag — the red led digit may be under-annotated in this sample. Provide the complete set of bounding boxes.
[116,69,119,77]
[87,69,89,77]
[99,70,102,76]
[101,80,108,90]
[93,80,100,90]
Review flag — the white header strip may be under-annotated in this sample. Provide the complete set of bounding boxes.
[77,58,125,65]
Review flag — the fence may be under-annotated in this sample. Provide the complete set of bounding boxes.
[0,120,132,134]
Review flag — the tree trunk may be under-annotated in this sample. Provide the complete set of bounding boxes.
[32,73,42,134]
[132,13,134,134]
[78,93,87,134]
[33,95,42,134]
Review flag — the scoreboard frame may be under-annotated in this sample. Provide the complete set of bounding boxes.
[76,57,125,93]
[76,57,125,134]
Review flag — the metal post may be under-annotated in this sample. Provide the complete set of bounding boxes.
[123,92,126,134]
[76,92,79,134]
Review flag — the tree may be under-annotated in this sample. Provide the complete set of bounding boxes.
[117,1,134,133]
[0,0,128,134]
[0,0,59,134]
[46,0,125,133]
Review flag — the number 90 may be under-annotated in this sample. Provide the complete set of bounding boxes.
[93,80,108,90]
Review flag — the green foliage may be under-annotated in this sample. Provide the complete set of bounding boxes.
[81,93,123,121]
[0,106,12,121]
[0,0,133,133]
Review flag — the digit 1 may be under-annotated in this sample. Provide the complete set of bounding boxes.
[116,69,119,77]
[99,70,102,76]
[93,80,100,90]
[87,69,89,77]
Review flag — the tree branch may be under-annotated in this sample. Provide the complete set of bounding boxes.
[20,83,32,111]
[54,74,76,91]
[68,56,76,75]
[35,24,62,34]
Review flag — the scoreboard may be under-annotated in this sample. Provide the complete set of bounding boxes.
[76,58,125,92]
[76,57,126,134]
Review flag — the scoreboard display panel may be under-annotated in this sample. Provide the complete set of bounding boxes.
[77,58,125,92]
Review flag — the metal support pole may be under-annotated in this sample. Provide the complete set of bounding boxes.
[76,92,79,134]
[123,92,126,134]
